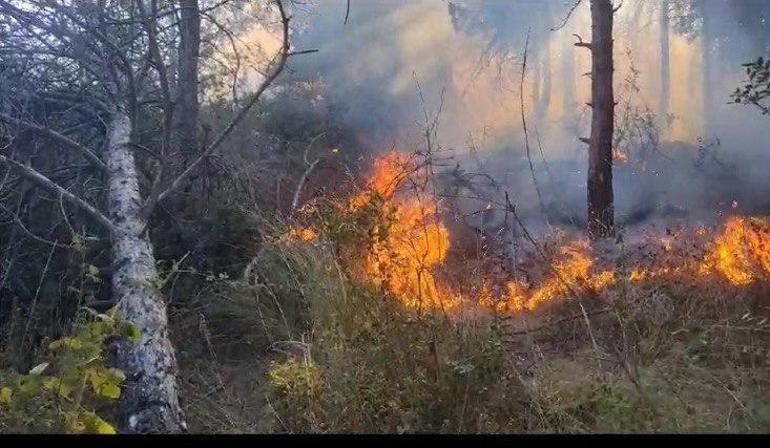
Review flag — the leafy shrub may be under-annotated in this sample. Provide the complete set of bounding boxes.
[0,308,139,434]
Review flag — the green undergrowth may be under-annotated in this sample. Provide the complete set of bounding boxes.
[0,308,138,434]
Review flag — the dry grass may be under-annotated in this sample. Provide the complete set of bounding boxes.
[168,180,770,434]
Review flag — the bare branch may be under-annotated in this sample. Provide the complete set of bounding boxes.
[551,0,584,31]
[0,202,66,248]
[0,154,113,231]
[518,29,547,221]
[145,0,293,215]
[0,113,106,171]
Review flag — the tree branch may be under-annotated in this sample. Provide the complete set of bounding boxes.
[0,202,66,248]
[144,0,292,215]
[0,154,113,231]
[0,113,106,171]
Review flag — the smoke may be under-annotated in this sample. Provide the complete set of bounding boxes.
[283,0,770,236]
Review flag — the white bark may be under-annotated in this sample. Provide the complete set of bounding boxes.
[106,111,187,433]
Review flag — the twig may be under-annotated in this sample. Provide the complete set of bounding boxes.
[519,29,548,221]
[290,133,326,214]
[551,0,584,31]
[21,240,58,351]
[0,203,66,248]
[344,0,351,25]
[0,154,114,231]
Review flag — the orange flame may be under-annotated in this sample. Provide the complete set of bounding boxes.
[348,152,458,311]
[613,147,629,163]
[287,153,770,316]
[699,217,770,286]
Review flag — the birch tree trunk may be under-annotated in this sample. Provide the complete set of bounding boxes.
[106,111,187,433]
[587,0,615,239]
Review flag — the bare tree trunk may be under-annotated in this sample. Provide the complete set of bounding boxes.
[561,19,578,131]
[701,0,714,137]
[107,111,186,433]
[586,0,615,238]
[175,0,201,157]
[659,0,670,128]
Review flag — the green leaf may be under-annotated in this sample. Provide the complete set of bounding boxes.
[29,362,50,376]
[106,368,126,383]
[43,377,74,400]
[88,264,100,277]
[98,382,121,400]
[81,412,117,434]
[19,376,43,395]
[0,386,11,405]
[119,322,141,342]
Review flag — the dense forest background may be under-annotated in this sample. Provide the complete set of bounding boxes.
[0,0,769,434]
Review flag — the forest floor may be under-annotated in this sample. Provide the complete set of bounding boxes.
[170,214,770,433]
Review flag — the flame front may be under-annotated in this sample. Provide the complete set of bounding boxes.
[288,154,770,316]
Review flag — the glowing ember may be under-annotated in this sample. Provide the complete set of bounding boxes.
[283,226,318,243]
[613,147,629,163]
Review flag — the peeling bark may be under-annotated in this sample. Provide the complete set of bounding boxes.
[106,111,186,433]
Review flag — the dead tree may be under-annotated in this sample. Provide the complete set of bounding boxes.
[0,0,295,433]
[576,0,616,239]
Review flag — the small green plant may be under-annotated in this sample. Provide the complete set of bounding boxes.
[0,308,140,434]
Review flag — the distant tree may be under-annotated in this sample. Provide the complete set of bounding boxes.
[733,57,770,115]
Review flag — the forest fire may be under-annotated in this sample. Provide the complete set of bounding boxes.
[345,152,458,311]
[286,154,770,316]
[699,217,770,286]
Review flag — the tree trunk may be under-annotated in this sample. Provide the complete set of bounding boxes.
[175,0,201,157]
[106,111,187,433]
[587,0,615,239]
[659,0,671,128]
[561,19,578,131]
[701,0,714,137]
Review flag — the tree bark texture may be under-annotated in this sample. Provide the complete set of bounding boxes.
[587,0,615,239]
[106,111,187,433]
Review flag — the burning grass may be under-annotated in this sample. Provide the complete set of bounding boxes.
[699,217,770,286]
[286,152,770,319]
[191,152,770,434]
